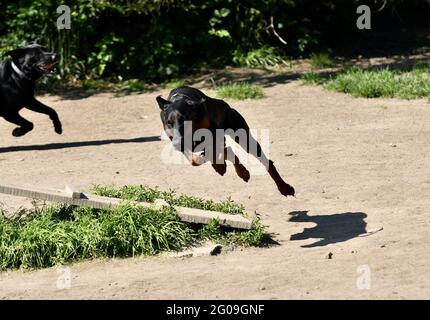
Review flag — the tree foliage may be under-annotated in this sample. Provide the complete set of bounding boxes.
[0,0,428,82]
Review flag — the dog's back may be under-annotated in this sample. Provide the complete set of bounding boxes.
[168,86,231,128]
[168,86,206,102]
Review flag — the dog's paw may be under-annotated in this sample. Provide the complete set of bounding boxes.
[278,182,295,197]
[235,165,250,182]
[54,123,62,134]
[191,154,205,166]
[12,127,28,137]
[212,163,227,176]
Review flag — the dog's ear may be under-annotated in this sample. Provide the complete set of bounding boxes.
[5,48,25,60]
[156,96,170,110]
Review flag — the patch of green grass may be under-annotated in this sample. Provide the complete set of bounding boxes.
[301,72,325,85]
[198,217,265,247]
[0,204,190,269]
[0,185,265,270]
[327,67,430,99]
[93,184,245,214]
[310,52,335,68]
[215,82,264,100]
[301,65,430,100]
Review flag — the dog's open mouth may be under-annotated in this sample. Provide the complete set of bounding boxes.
[37,60,59,73]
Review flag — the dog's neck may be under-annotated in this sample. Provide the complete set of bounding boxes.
[11,61,31,80]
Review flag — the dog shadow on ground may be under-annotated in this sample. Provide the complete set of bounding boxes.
[0,135,160,153]
[288,210,367,248]
[261,234,281,247]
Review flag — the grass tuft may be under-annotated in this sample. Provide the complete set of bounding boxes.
[301,65,430,100]
[93,184,246,214]
[309,52,335,68]
[301,72,325,85]
[0,185,265,270]
[215,82,264,100]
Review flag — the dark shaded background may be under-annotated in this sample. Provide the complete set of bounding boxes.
[0,0,429,82]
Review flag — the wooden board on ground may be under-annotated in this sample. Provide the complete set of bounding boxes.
[0,183,252,229]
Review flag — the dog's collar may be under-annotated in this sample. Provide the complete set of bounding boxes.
[11,61,31,80]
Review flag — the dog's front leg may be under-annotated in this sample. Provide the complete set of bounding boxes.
[210,135,227,176]
[183,148,207,166]
[26,98,62,134]
[224,146,250,182]
[3,112,34,137]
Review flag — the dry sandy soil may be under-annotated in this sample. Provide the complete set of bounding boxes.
[0,69,429,299]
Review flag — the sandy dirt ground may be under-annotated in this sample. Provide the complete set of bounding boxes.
[0,71,429,299]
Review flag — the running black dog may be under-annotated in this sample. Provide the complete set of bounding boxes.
[156,86,295,197]
[0,42,62,137]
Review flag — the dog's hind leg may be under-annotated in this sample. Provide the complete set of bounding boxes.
[26,98,62,134]
[3,112,34,137]
[224,146,250,182]
[225,108,295,197]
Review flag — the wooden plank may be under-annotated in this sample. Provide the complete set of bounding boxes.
[175,206,253,229]
[0,183,152,210]
[0,183,252,229]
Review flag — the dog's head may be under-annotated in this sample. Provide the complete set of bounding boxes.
[6,42,59,80]
[156,95,206,151]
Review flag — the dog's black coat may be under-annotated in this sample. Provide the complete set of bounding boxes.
[156,86,295,197]
[0,43,62,137]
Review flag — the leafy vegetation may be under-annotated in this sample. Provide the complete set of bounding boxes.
[0,1,428,86]
[0,185,265,269]
[93,184,246,214]
[216,82,265,100]
[232,46,289,68]
[301,65,430,100]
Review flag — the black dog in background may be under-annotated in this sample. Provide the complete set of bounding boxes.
[157,86,295,197]
[0,42,62,137]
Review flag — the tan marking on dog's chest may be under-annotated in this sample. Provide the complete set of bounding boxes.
[193,116,211,130]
